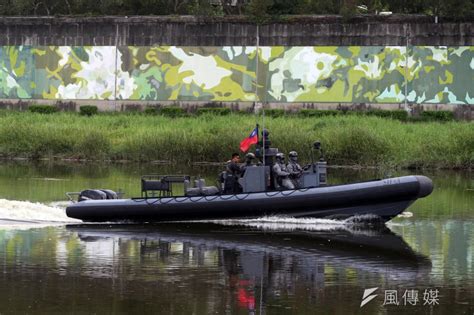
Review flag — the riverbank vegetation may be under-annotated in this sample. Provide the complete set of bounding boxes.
[0,110,472,169]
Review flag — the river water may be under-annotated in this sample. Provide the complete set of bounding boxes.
[0,162,472,314]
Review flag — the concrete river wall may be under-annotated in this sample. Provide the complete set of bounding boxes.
[0,16,472,111]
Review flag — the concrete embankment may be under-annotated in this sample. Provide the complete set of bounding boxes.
[0,15,471,46]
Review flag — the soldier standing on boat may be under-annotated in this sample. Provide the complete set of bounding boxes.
[240,152,256,176]
[287,151,303,188]
[223,153,242,194]
[273,153,295,190]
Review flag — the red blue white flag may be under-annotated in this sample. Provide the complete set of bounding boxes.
[240,126,259,152]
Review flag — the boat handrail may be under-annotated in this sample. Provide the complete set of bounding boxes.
[141,174,191,198]
[141,174,191,183]
[65,192,80,203]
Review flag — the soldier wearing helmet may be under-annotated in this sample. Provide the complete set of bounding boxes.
[240,152,256,176]
[287,150,303,188]
[223,153,242,194]
[272,153,295,190]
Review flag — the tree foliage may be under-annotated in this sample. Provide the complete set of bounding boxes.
[247,0,273,23]
[0,0,472,17]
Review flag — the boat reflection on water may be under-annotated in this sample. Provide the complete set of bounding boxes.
[66,220,430,312]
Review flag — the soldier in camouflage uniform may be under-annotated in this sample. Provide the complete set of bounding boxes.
[287,151,303,188]
[272,153,295,190]
[223,153,242,194]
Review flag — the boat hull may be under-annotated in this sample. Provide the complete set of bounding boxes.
[66,175,433,223]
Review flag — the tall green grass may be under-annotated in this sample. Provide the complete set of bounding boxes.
[0,111,472,169]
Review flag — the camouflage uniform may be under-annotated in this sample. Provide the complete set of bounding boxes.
[287,151,303,188]
[273,153,295,190]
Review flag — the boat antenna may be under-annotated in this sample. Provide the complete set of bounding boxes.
[254,24,265,166]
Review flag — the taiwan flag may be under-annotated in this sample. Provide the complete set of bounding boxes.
[240,126,259,152]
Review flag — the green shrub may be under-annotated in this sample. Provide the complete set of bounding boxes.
[389,110,409,121]
[406,116,428,123]
[196,107,231,116]
[421,110,454,122]
[365,109,391,118]
[159,106,185,118]
[124,105,142,113]
[365,109,408,121]
[143,107,158,115]
[28,105,58,114]
[263,108,286,118]
[299,109,341,117]
[79,105,98,116]
[236,109,253,115]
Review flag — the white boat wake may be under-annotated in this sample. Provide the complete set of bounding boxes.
[0,198,406,232]
[0,199,81,228]
[1,199,347,231]
[185,214,388,233]
[210,216,347,231]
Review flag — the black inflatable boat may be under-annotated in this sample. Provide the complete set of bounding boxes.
[65,139,433,223]
[66,174,433,223]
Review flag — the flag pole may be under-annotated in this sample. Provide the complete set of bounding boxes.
[254,24,265,166]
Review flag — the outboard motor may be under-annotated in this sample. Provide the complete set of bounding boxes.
[78,189,118,202]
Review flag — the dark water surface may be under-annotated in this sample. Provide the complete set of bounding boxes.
[0,162,472,314]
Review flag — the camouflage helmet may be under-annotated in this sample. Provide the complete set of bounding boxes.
[276,153,285,160]
[289,151,298,158]
[245,153,255,159]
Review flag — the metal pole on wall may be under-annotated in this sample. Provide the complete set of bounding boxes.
[255,24,265,166]
[404,23,409,112]
[113,22,119,112]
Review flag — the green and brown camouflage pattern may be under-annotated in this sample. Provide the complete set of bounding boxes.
[0,45,472,104]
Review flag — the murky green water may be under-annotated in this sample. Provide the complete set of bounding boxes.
[0,162,472,314]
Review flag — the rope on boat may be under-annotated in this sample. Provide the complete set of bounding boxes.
[219,194,237,201]
[264,188,311,197]
[280,190,298,196]
[204,195,221,202]
[134,187,313,206]
[264,191,280,197]
[234,194,250,200]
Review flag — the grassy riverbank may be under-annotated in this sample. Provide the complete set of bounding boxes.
[0,111,472,169]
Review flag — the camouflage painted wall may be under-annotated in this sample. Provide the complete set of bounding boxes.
[0,46,472,104]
